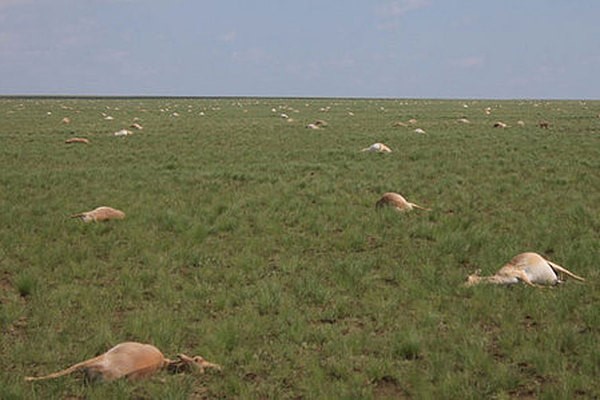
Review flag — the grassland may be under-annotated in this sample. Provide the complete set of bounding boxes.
[0,97,598,399]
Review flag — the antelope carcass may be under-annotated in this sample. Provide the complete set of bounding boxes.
[65,138,90,144]
[25,341,221,382]
[375,192,430,212]
[465,252,585,287]
[70,206,125,223]
[361,143,392,153]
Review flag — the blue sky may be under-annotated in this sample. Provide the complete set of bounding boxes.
[0,0,598,99]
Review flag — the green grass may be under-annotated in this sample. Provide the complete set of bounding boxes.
[0,97,599,399]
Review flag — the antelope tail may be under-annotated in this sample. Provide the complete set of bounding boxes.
[547,261,585,282]
[409,202,431,211]
[25,359,93,381]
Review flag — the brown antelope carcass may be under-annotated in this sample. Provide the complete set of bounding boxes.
[65,138,90,144]
[70,206,125,223]
[465,252,585,287]
[375,192,430,212]
[25,342,221,382]
[361,143,392,153]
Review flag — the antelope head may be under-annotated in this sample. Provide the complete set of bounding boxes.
[174,354,222,374]
[464,269,482,287]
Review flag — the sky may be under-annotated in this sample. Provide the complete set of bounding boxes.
[0,0,599,99]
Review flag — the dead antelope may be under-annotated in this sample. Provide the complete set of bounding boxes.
[114,129,133,136]
[493,121,507,128]
[465,252,585,287]
[538,121,550,129]
[65,138,89,144]
[361,143,392,153]
[70,206,125,223]
[375,192,430,212]
[25,341,221,382]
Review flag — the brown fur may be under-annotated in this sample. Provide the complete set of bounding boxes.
[25,342,168,382]
[465,252,585,287]
[70,206,125,223]
[538,121,550,128]
[65,138,89,144]
[375,192,430,212]
[25,342,221,382]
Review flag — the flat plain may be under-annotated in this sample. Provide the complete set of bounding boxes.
[0,97,598,399]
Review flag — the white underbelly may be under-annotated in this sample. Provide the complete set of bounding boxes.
[524,265,558,284]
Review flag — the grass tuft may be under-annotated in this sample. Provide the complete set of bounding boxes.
[14,272,37,297]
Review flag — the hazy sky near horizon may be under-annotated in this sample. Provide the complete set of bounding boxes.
[0,0,598,99]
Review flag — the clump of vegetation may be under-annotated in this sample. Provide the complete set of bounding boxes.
[392,332,422,360]
[14,272,37,298]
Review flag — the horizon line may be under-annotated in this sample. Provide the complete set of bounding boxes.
[1,94,598,102]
